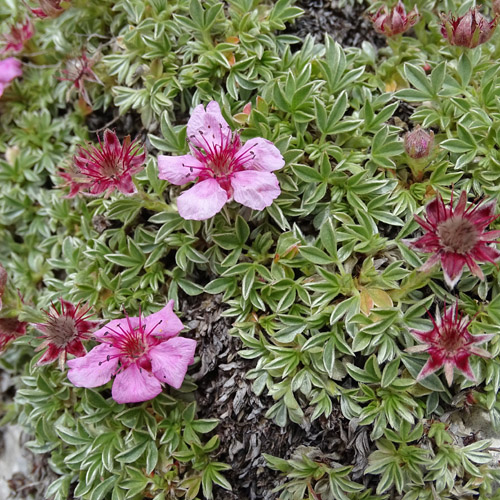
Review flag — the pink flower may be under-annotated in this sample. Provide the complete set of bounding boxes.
[60,53,101,106]
[0,317,27,352]
[370,1,420,37]
[30,0,67,18]
[0,57,22,97]
[32,299,100,369]
[406,191,500,288]
[1,18,34,54]
[158,101,284,220]
[67,301,197,404]
[59,129,146,197]
[441,8,498,48]
[408,303,492,386]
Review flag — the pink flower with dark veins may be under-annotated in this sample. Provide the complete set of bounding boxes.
[370,1,420,37]
[408,303,492,386]
[406,191,500,288]
[0,57,22,97]
[32,299,100,370]
[67,301,197,404]
[1,18,34,54]
[441,8,498,48]
[158,101,285,220]
[59,129,146,197]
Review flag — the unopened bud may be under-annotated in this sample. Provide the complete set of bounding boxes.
[441,8,498,48]
[370,1,420,37]
[404,127,434,159]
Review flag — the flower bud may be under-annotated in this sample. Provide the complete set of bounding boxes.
[404,127,434,159]
[30,0,68,18]
[441,8,498,48]
[494,0,500,17]
[370,1,420,37]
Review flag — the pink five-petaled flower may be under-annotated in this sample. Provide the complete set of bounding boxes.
[441,8,498,48]
[0,57,22,97]
[66,301,197,404]
[408,303,492,386]
[32,299,100,370]
[158,101,285,220]
[369,1,420,37]
[60,129,146,197]
[406,191,500,288]
[1,18,34,54]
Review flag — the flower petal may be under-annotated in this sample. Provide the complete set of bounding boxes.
[453,352,476,381]
[420,252,442,273]
[416,353,445,381]
[0,57,22,84]
[187,102,231,150]
[241,137,285,172]
[177,178,228,220]
[116,174,137,195]
[441,253,466,288]
[144,300,184,339]
[67,343,119,388]
[111,363,162,404]
[470,244,500,264]
[66,339,87,358]
[149,337,197,389]
[158,154,203,185]
[231,170,280,210]
[37,344,60,365]
[93,317,141,339]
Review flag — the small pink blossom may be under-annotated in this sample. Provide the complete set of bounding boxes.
[406,191,500,288]
[441,8,498,48]
[30,0,67,18]
[32,299,99,370]
[0,57,22,97]
[59,129,146,197]
[158,101,284,220]
[60,52,101,106]
[1,18,34,54]
[408,303,492,386]
[67,301,197,404]
[370,1,420,37]
[0,317,27,352]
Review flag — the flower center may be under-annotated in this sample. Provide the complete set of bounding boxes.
[111,326,149,360]
[437,216,478,254]
[440,326,466,355]
[46,316,78,347]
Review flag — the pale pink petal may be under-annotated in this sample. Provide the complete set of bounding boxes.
[93,317,140,338]
[0,58,22,83]
[116,175,137,195]
[441,253,466,288]
[67,343,119,388]
[111,363,162,403]
[187,102,231,150]
[149,337,197,389]
[158,154,203,185]
[231,170,280,210]
[143,300,184,339]
[177,178,228,220]
[241,137,285,172]
[444,362,454,385]
[468,334,494,346]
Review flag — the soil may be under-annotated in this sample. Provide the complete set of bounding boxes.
[185,293,373,500]
[286,0,386,48]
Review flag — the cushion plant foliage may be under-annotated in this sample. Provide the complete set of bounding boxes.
[1,0,500,498]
